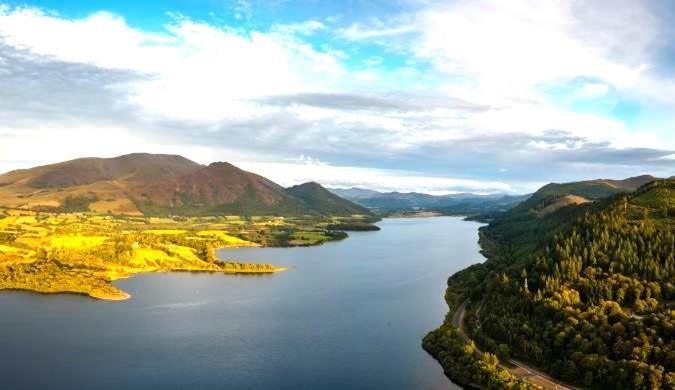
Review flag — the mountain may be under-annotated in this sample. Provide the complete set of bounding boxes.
[330,187,382,200]
[333,176,656,216]
[486,175,660,254]
[287,182,371,216]
[135,161,309,216]
[3,153,203,189]
[0,154,368,217]
[330,187,529,219]
[517,174,656,211]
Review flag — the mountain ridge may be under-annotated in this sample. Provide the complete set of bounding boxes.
[0,154,367,217]
[330,186,530,219]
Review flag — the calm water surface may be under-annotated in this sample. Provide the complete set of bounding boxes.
[0,217,485,390]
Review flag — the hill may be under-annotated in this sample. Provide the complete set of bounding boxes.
[424,176,675,389]
[516,175,656,212]
[0,154,368,217]
[330,187,382,200]
[484,175,660,257]
[1,153,203,189]
[287,182,371,216]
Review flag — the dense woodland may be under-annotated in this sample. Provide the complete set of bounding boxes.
[426,179,675,389]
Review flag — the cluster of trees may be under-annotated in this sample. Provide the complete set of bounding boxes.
[467,192,674,388]
[0,258,125,299]
[423,322,533,389]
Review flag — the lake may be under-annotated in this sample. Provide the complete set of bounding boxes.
[0,217,485,390]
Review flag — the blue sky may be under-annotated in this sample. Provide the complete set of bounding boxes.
[1,0,675,194]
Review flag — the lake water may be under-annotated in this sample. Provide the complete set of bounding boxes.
[0,217,485,390]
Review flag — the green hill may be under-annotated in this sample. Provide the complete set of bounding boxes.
[483,175,659,258]
[425,177,675,389]
[287,182,371,216]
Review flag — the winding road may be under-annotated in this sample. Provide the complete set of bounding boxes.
[454,299,578,390]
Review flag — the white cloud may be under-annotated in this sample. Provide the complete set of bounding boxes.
[0,7,345,122]
[235,160,516,194]
[575,83,610,99]
[414,0,651,90]
[339,23,415,40]
[0,126,226,171]
[272,20,326,35]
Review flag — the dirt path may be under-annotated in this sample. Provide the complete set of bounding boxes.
[453,299,578,390]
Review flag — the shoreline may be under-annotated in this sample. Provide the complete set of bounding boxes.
[102,265,289,301]
[0,260,289,302]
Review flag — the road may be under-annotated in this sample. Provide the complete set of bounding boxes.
[453,299,577,390]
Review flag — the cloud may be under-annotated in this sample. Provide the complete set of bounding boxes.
[339,23,415,40]
[272,20,326,35]
[255,92,493,112]
[412,0,653,90]
[235,159,515,194]
[575,83,610,99]
[0,6,345,122]
[0,40,140,128]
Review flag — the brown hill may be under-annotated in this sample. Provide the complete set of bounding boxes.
[135,162,308,215]
[0,154,367,216]
[0,153,202,188]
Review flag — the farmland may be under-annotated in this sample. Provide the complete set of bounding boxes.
[0,209,376,300]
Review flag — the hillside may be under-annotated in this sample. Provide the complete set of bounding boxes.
[287,182,371,216]
[0,154,368,217]
[330,187,382,200]
[482,175,661,258]
[4,153,203,188]
[424,176,675,389]
[134,162,309,216]
[515,175,656,212]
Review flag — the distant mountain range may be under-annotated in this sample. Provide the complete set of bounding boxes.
[331,175,659,220]
[0,154,658,220]
[330,187,530,217]
[0,153,369,216]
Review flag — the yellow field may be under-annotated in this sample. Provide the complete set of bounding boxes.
[148,217,176,224]
[145,229,188,235]
[0,244,20,253]
[132,247,178,265]
[196,230,257,246]
[49,235,108,249]
[16,237,41,247]
[0,209,370,300]
[162,244,201,262]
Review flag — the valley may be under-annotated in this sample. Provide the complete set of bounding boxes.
[1,153,673,389]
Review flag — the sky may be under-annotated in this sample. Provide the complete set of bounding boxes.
[1,0,675,194]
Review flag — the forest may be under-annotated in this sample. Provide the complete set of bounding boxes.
[426,179,675,389]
